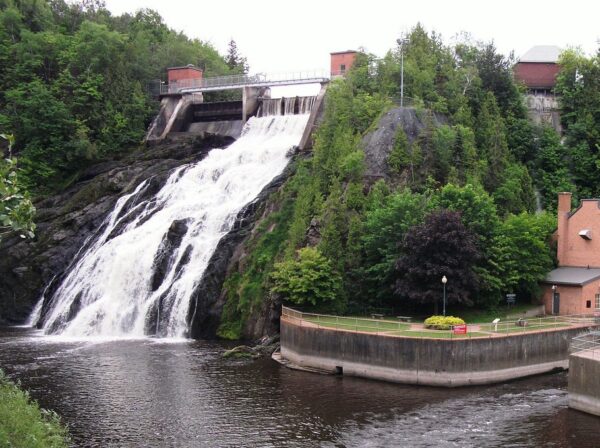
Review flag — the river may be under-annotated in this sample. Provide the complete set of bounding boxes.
[1,326,598,447]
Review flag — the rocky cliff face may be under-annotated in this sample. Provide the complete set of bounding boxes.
[0,133,231,325]
[362,106,444,180]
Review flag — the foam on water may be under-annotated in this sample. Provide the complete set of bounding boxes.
[34,114,309,338]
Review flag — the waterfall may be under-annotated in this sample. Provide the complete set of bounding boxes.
[258,96,316,117]
[37,114,310,338]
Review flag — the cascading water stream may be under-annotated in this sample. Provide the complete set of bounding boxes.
[257,96,316,117]
[34,114,310,338]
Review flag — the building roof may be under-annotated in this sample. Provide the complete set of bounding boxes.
[167,65,203,71]
[330,50,358,55]
[519,46,562,64]
[543,267,600,286]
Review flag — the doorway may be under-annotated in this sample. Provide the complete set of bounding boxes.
[552,292,560,315]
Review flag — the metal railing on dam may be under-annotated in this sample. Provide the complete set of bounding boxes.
[161,70,330,95]
[282,306,599,339]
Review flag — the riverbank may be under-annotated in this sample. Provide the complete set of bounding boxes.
[0,370,69,448]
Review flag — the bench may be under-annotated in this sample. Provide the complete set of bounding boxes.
[396,316,412,322]
[371,313,384,319]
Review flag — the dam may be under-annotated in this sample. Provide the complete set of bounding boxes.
[145,67,328,150]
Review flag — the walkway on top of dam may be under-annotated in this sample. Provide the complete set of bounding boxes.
[161,70,330,95]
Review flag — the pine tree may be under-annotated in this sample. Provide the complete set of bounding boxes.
[225,39,248,74]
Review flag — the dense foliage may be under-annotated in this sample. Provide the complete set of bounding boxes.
[0,133,35,242]
[554,49,600,200]
[0,0,236,193]
[271,247,342,308]
[219,24,566,335]
[0,370,69,447]
[395,209,481,309]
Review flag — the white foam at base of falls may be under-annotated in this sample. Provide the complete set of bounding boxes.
[37,114,309,338]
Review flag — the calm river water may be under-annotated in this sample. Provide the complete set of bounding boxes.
[1,326,599,447]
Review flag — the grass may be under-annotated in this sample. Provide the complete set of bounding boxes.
[387,330,491,339]
[304,316,410,332]
[478,322,572,333]
[0,370,70,448]
[454,303,544,323]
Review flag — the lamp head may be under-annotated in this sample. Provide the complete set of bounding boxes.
[442,275,447,284]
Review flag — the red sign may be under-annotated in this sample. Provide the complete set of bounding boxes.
[453,324,467,335]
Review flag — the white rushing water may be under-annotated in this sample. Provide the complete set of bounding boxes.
[37,114,310,338]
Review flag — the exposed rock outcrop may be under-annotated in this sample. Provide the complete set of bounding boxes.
[0,133,232,324]
[362,107,444,180]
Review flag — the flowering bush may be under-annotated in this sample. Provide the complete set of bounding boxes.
[424,315,465,330]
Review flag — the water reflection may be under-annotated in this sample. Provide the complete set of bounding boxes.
[0,327,598,447]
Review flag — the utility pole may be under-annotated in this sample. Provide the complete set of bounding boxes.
[397,36,408,107]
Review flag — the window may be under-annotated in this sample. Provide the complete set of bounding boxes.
[596,294,600,309]
[340,64,346,73]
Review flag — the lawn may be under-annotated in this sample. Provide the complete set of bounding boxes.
[304,316,410,332]
[386,330,491,339]
[478,322,572,333]
[453,303,544,323]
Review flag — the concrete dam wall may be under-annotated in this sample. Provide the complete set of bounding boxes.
[280,317,597,387]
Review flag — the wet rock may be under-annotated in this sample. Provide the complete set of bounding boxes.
[222,345,261,359]
[0,134,231,325]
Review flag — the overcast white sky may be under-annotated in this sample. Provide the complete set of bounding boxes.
[105,0,599,75]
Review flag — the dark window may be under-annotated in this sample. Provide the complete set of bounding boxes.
[586,300,592,309]
[340,64,346,73]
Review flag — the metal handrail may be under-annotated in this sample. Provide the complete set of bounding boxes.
[161,69,330,95]
[571,331,600,355]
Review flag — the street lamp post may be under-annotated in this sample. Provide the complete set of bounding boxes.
[442,275,448,317]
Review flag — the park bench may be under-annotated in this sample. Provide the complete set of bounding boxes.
[396,316,412,322]
[371,313,384,319]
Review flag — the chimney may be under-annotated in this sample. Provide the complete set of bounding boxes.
[557,192,572,266]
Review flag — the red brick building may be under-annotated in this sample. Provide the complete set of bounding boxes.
[166,65,203,93]
[513,46,561,93]
[330,51,358,77]
[542,193,600,315]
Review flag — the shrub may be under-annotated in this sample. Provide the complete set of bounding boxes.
[0,370,70,447]
[271,247,342,307]
[424,315,465,330]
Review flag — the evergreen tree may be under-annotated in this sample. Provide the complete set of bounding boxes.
[225,39,248,74]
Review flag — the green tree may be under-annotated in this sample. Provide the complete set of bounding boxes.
[225,39,248,74]
[555,48,600,197]
[0,133,35,242]
[395,209,481,309]
[271,247,343,309]
[476,92,510,191]
[534,126,576,211]
[495,212,556,298]
[360,190,429,303]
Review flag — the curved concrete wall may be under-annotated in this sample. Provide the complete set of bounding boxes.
[280,318,597,387]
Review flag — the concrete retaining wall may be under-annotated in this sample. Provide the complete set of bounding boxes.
[569,352,600,417]
[280,318,596,387]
